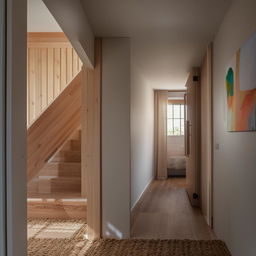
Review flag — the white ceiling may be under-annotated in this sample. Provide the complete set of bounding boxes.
[28,0,233,89]
[27,0,62,32]
[81,0,232,38]
[81,0,233,89]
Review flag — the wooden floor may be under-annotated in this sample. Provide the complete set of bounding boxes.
[131,178,215,240]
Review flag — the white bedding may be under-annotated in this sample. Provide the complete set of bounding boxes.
[167,156,186,176]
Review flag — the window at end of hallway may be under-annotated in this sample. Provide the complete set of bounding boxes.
[167,103,184,136]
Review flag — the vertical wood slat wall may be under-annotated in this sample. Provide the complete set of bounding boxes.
[27,33,82,126]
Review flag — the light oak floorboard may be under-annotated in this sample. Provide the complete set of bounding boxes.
[131,178,215,240]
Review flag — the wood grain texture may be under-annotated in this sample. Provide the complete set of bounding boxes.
[200,44,213,227]
[131,179,215,240]
[81,39,102,240]
[185,68,201,207]
[27,196,87,219]
[27,72,82,182]
[28,129,82,192]
[27,33,81,126]
[155,90,168,179]
[27,129,83,219]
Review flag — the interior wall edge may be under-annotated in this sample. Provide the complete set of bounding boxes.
[131,176,154,211]
[102,37,131,239]
[6,0,27,255]
[43,0,95,69]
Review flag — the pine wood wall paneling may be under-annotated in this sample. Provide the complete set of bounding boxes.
[47,48,54,107]
[29,48,36,123]
[27,72,82,181]
[73,49,77,77]
[41,48,48,112]
[27,33,82,126]
[27,52,29,126]
[61,48,67,91]
[67,47,73,84]
[54,48,61,97]
[35,48,41,118]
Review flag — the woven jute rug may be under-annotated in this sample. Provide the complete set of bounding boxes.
[28,238,231,256]
[28,219,231,256]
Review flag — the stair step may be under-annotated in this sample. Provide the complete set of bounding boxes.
[40,162,81,177]
[70,139,81,151]
[27,194,87,219]
[52,151,81,162]
[28,177,81,194]
[28,192,82,199]
[27,129,83,218]
[71,130,81,141]
[61,140,81,151]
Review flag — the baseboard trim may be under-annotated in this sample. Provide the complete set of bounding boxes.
[131,177,154,213]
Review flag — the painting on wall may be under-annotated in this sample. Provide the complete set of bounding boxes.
[226,32,256,132]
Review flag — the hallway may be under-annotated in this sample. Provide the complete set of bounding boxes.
[131,178,215,240]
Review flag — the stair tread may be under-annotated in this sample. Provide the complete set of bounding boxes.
[70,139,80,143]
[46,162,81,165]
[27,192,86,200]
[33,176,81,181]
[58,150,81,154]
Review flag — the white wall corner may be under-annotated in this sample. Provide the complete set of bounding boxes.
[43,0,95,68]
[131,176,154,211]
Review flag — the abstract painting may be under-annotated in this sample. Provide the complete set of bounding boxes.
[226,32,256,131]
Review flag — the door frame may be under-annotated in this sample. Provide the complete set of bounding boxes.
[1,1,103,255]
[200,44,214,228]
[154,89,187,180]
[0,0,7,254]
[208,44,214,228]
[4,0,27,255]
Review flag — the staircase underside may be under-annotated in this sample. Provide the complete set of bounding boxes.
[27,129,85,219]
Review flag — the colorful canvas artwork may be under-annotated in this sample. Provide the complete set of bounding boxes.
[226,32,256,131]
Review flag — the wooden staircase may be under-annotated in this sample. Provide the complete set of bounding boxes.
[27,129,86,219]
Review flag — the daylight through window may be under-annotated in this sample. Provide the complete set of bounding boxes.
[167,103,184,136]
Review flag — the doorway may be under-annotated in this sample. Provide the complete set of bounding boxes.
[131,86,213,238]
[167,91,186,182]
[131,60,214,238]
[154,90,187,183]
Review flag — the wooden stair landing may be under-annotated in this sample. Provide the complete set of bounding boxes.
[27,193,87,219]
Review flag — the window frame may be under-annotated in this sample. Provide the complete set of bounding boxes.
[167,102,185,136]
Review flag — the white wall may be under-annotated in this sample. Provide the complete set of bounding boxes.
[130,38,191,209]
[27,0,62,32]
[213,1,256,255]
[130,40,155,209]
[43,0,95,68]
[102,38,131,239]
